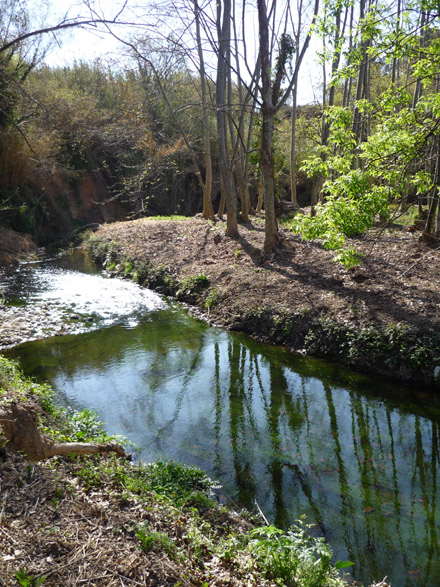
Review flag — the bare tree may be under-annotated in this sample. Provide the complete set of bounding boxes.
[216,0,239,237]
[257,0,320,253]
[194,0,215,220]
[289,0,323,205]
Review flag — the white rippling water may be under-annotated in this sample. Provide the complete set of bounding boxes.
[33,268,166,323]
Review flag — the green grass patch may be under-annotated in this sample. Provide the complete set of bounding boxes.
[144,215,188,222]
[179,274,210,292]
[136,524,177,557]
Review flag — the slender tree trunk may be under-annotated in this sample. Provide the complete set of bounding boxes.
[218,183,226,218]
[216,0,239,237]
[257,0,319,250]
[312,1,346,210]
[352,0,373,148]
[290,84,298,204]
[261,107,279,252]
[343,3,354,107]
[425,137,440,235]
[244,98,257,214]
[257,0,280,253]
[290,0,303,205]
[256,176,264,212]
[391,0,402,86]
[194,0,214,220]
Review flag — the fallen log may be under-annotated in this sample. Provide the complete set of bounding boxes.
[0,402,126,461]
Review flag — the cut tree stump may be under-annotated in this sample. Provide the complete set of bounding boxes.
[0,402,126,461]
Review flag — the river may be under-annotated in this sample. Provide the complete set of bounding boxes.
[3,252,440,586]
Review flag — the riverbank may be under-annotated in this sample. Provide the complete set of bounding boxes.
[85,216,440,387]
[0,226,37,265]
[1,356,370,587]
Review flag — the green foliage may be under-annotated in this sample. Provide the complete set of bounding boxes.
[45,405,130,450]
[0,356,54,409]
[293,92,440,265]
[249,519,346,587]
[292,106,391,267]
[65,408,106,441]
[74,462,104,491]
[177,274,210,301]
[143,460,215,506]
[136,524,177,557]
[123,260,134,275]
[73,456,216,508]
[14,569,46,587]
[84,235,120,266]
[180,274,210,290]
[0,54,27,129]
[303,319,440,377]
[293,0,440,262]
[205,287,219,311]
[144,215,188,221]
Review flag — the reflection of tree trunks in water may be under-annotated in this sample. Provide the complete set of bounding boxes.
[156,338,204,440]
[324,385,356,562]
[268,362,287,528]
[250,354,270,413]
[385,411,405,556]
[426,421,439,580]
[239,350,259,436]
[213,342,222,473]
[267,363,305,528]
[413,416,437,578]
[300,377,327,530]
[228,339,256,506]
[283,463,327,538]
[351,399,383,577]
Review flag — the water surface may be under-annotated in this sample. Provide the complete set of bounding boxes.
[4,254,440,587]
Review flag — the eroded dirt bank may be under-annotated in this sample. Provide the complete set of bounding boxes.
[0,226,37,265]
[86,216,440,387]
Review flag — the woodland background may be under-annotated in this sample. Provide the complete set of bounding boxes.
[0,0,439,264]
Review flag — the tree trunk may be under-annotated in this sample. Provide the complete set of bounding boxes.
[424,138,440,235]
[290,81,298,205]
[194,0,215,220]
[257,0,280,253]
[261,108,279,252]
[1,403,126,462]
[216,0,239,237]
[256,176,264,212]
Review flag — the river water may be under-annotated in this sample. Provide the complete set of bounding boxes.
[3,252,440,586]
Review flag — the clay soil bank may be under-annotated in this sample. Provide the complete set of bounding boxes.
[87,216,440,388]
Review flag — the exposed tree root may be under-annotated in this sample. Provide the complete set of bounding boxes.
[0,402,126,461]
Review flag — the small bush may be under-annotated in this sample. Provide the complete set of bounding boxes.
[14,568,46,587]
[249,519,347,587]
[179,274,210,293]
[136,524,177,557]
[205,287,219,311]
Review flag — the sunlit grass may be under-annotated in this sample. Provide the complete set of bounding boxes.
[144,215,188,221]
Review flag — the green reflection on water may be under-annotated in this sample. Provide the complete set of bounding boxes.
[4,262,440,587]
